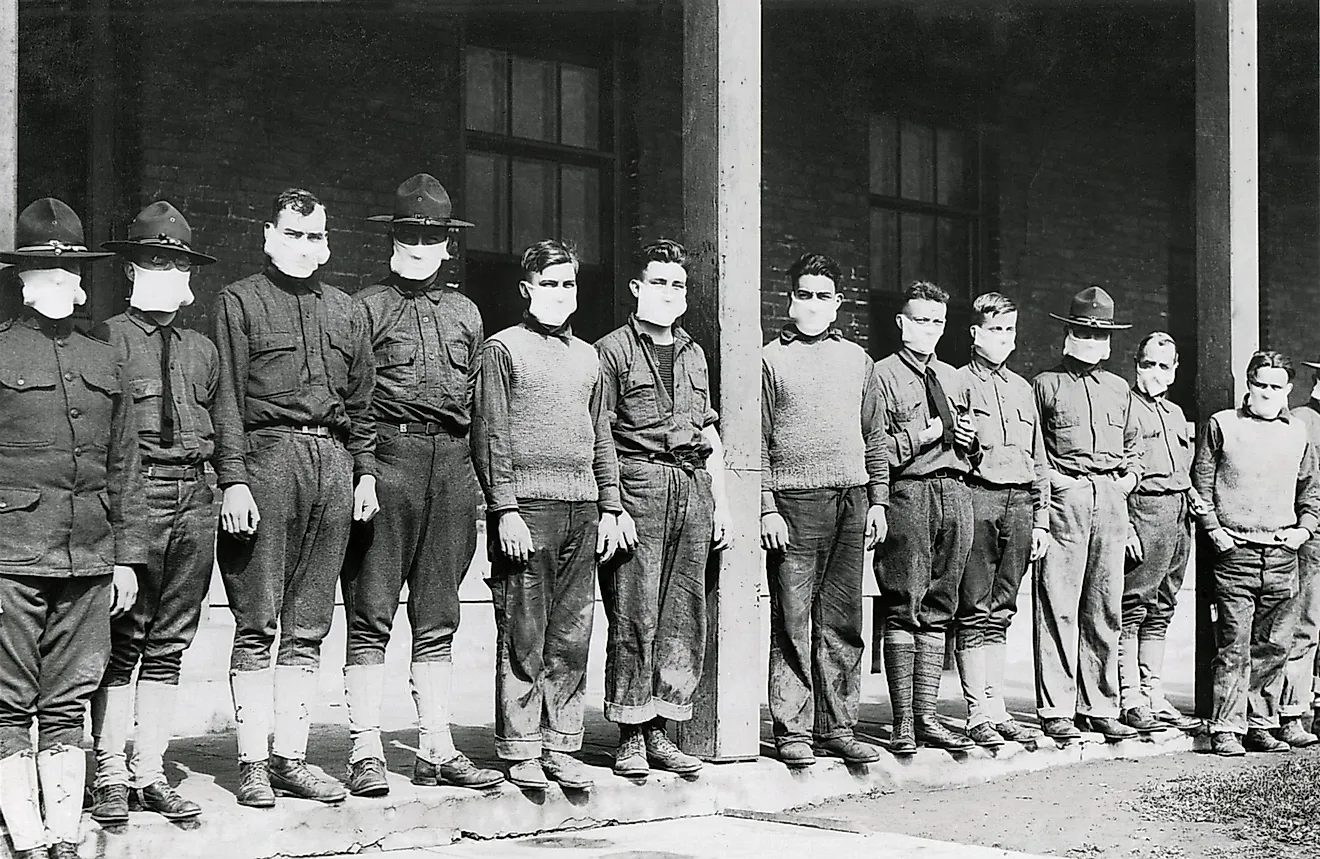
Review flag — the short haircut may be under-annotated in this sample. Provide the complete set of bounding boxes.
[788,252,842,289]
[904,280,949,306]
[270,188,322,223]
[637,239,687,278]
[520,239,579,280]
[970,292,1016,326]
[1247,349,1295,383]
[1136,331,1178,362]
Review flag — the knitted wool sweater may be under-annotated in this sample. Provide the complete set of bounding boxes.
[488,324,601,502]
[761,332,873,491]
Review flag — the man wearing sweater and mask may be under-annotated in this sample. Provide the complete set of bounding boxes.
[339,175,502,796]
[762,253,888,767]
[874,281,977,754]
[595,239,729,779]
[472,239,624,791]
[952,293,1049,747]
[1033,286,1141,743]
[89,202,218,825]
[213,188,379,807]
[0,199,146,859]
[1116,332,1201,735]
[1195,351,1320,756]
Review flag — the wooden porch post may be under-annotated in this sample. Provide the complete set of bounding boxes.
[676,0,762,761]
[0,0,16,250]
[1193,0,1259,718]
[87,0,120,321]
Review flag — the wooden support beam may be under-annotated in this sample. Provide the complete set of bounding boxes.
[676,0,762,762]
[0,0,15,250]
[87,0,120,322]
[1193,0,1259,718]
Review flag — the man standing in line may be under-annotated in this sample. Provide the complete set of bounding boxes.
[472,239,624,791]
[213,188,379,807]
[0,199,145,859]
[339,174,503,796]
[952,292,1048,747]
[1279,359,1320,747]
[89,202,219,825]
[595,239,729,779]
[1033,285,1141,742]
[1195,351,1320,755]
[1116,332,1202,734]
[761,252,888,767]
[874,281,977,754]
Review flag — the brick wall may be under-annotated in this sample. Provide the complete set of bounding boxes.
[133,9,463,334]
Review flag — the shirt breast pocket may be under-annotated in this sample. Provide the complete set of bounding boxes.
[325,328,357,392]
[619,368,663,430]
[77,369,120,453]
[0,487,44,564]
[0,369,57,448]
[376,342,418,394]
[1096,408,1126,453]
[248,332,300,399]
[1007,406,1035,449]
[129,377,164,434]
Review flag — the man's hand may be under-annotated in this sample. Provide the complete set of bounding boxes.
[1114,473,1138,495]
[597,513,623,563]
[111,565,138,618]
[353,475,380,523]
[498,511,534,562]
[220,484,260,537]
[712,505,732,552]
[761,512,790,552]
[1209,528,1236,555]
[1030,527,1050,562]
[1125,529,1144,563]
[617,509,640,553]
[864,505,888,549]
[917,418,944,446]
[952,415,977,450]
[1276,527,1312,552]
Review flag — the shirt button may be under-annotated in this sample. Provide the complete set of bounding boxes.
[64,372,74,382]
[56,339,66,347]
[69,408,79,418]
[15,378,23,386]
[0,502,8,509]
[421,317,430,323]
[73,446,82,456]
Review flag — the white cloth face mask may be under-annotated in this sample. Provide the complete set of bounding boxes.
[129,265,194,313]
[264,223,329,278]
[18,267,86,320]
[390,238,450,281]
[1063,331,1111,364]
[526,285,577,328]
[635,283,687,327]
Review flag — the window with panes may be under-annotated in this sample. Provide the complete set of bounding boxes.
[463,43,614,339]
[867,114,982,361]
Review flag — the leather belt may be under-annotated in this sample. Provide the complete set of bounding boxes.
[966,475,1031,491]
[897,468,967,482]
[624,452,707,475]
[291,425,333,437]
[394,421,450,436]
[143,464,204,480]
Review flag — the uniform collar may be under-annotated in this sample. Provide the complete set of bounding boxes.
[896,348,936,377]
[264,264,322,296]
[17,310,75,339]
[127,307,181,337]
[968,354,1009,380]
[779,324,842,345]
[1061,356,1101,378]
[523,313,574,343]
[388,270,446,303]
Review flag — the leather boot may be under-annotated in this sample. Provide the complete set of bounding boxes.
[137,781,201,820]
[230,668,273,765]
[613,724,649,777]
[423,754,505,790]
[644,719,702,774]
[36,745,84,852]
[883,630,917,755]
[89,783,130,826]
[914,633,973,751]
[0,750,47,853]
[347,757,389,797]
[270,755,347,803]
[236,760,275,808]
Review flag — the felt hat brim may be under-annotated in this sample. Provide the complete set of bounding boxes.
[0,248,114,262]
[1303,362,1320,370]
[101,239,217,265]
[1048,312,1132,331]
[366,214,475,228]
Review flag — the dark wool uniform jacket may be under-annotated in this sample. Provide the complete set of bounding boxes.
[0,314,147,576]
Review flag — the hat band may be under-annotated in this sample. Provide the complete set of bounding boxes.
[17,240,89,255]
[143,234,190,248]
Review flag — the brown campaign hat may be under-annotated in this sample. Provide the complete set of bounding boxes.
[367,173,473,228]
[101,201,217,265]
[0,198,114,262]
[1048,285,1132,330]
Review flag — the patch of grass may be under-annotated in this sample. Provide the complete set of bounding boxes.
[1136,757,1320,858]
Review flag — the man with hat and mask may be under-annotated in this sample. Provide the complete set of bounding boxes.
[472,239,624,791]
[1032,285,1141,743]
[595,239,730,778]
[1277,358,1320,747]
[87,201,218,825]
[338,174,503,796]
[951,292,1049,747]
[0,198,146,859]
[213,188,378,807]
[1116,332,1201,735]
[873,280,978,754]
[1194,350,1320,756]
[761,252,888,768]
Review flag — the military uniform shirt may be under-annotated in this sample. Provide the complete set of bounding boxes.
[1033,359,1143,481]
[1130,390,1192,493]
[960,358,1050,530]
[874,350,974,478]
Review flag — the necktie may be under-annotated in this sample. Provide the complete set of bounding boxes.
[160,326,175,448]
[925,366,956,447]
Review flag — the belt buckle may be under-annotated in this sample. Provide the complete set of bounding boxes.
[398,423,410,434]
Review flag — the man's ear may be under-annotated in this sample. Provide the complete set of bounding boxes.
[123,261,136,282]
[518,280,531,301]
